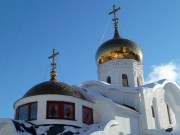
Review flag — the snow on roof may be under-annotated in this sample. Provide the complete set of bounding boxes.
[71,85,100,102]
[142,79,167,89]
[141,79,180,92]
[115,103,137,112]
[80,80,140,94]
[83,88,102,97]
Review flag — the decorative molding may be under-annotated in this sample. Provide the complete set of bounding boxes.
[98,59,143,74]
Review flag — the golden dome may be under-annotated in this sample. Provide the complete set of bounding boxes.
[95,29,143,65]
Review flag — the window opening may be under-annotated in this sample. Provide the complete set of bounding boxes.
[30,102,37,120]
[83,106,93,124]
[47,103,60,119]
[19,105,28,120]
[137,77,140,86]
[64,103,74,120]
[47,101,75,120]
[16,102,37,121]
[151,106,155,118]
[167,104,172,124]
[122,74,129,87]
[107,76,111,84]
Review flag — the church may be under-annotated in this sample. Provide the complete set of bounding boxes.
[0,5,180,135]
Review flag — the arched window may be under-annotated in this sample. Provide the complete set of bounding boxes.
[137,77,140,86]
[122,74,129,87]
[107,76,111,84]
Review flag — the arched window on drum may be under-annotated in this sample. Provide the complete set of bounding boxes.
[106,76,111,84]
[137,77,140,87]
[122,74,129,87]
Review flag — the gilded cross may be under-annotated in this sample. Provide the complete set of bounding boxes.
[49,49,59,71]
[109,5,121,27]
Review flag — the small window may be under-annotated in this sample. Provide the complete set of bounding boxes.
[83,106,93,125]
[16,102,37,121]
[47,102,60,119]
[151,106,155,118]
[137,77,140,86]
[107,76,111,84]
[122,74,129,87]
[15,107,19,120]
[30,102,37,120]
[63,103,75,120]
[19,105,29,120]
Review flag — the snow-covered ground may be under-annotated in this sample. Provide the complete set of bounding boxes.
[0,119,120,135]
[1,118,179,135]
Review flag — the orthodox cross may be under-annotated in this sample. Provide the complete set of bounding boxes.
[49,49,59,72]
[109,5,121,28]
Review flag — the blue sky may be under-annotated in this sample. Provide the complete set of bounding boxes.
[0,0,180,118]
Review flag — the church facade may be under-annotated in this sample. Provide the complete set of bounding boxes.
[1,5,180,135]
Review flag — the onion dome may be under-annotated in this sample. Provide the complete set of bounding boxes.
[95,30,143,65]
[95,5,143,65]
[23,49,86,100]
[23,81,86,100]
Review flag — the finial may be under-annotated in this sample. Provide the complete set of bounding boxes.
[49,49,59,82]
[109,5,121,39]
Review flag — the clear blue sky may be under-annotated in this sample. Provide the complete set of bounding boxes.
[0,0,180,118]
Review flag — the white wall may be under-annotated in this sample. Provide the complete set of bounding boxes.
[114,107,141,135]
[93,99,115,123]
[141,86,176,132]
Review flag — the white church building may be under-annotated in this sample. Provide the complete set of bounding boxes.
[1,5,180,135]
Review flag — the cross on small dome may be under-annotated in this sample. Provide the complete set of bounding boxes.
[49,49,59,82]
